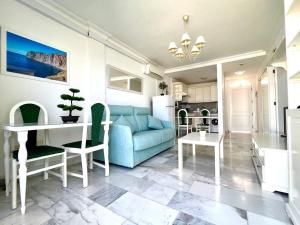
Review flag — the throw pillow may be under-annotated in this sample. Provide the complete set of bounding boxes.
[148,115,163,130]
[114,115,135,133]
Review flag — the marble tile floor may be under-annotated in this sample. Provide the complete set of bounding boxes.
[0,133,292,225]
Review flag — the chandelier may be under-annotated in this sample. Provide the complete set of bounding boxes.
[168,15,206,61]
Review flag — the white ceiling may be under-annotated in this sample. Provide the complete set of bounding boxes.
[169,55,267,84]
[51,0,284,69]
[223,55,267,78]
[171,66,217,84]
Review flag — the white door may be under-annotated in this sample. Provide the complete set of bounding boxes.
[229,86,252,133]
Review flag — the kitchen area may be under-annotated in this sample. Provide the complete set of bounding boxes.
[173,80,219,134]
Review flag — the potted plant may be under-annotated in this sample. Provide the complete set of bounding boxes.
[57,88,85,123]
[158,81,168,96]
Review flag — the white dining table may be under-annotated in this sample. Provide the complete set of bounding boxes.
[0,121,112,214]
[178,132,224,184]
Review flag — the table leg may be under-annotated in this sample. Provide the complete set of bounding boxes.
[178,141,183,170]
[192,144,196,156]
[17,131,28,215]
[215,143,220,185]
[220,137,224,159]
[3,130,11,197]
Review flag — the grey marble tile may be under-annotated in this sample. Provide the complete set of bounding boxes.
[0,190,35,220]
[104,171,154,194]
[122,221,137,225]
[144,170,192,192]
[172,212,214,225]
[0,205,51,225]
[188,181,290,223]
[108,192,178,225]
[89,183,127,206]
[247,211,292,225]
[168,191,247,225]
[142,183,177,205]
[64,203,126,225]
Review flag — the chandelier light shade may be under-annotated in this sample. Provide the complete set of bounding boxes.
[180,32,191,46]
[195,36,206,49]
[175,48,184,58]
[168,15,205,62]
[168,42,178,53]
[191,45,200,56]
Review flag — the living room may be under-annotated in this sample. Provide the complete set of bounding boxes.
[0,0,300,225]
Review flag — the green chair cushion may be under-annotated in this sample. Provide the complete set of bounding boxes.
[13,145,64,161]
[63,140,103,149]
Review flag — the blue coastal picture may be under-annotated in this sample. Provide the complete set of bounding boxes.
[6,32,67,83]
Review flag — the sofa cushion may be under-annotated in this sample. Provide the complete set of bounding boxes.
[134,107,151,131]
[114,115,135,133]
[133,130,162,151]
[160,128,176,142]
[109,105,138,132]
[148,115,163,130]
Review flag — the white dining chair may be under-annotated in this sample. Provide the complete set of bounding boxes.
[10,101,67,210]
[177,109,192,136]
[62,101,110,188]
[196,108,211,133]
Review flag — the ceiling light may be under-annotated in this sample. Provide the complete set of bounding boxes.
[168,42,177,54]
[234,70,245,76]
[168,15,205,62]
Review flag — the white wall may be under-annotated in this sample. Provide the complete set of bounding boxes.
[0,1,158,179]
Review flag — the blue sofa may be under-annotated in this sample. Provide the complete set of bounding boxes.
[94,105,176,168]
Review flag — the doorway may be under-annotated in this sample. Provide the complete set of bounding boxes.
[229,85,252,133]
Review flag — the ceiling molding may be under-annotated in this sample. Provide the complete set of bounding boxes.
[16,0,164,69]
[164,50,266,74]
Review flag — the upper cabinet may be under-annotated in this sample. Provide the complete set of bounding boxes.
[187,82,217,103]
[210,84,217,102]
[173,82,188,101]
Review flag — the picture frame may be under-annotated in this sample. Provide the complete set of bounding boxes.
[1,27,70,85]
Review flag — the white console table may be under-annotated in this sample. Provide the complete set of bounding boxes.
[251,133,288,193]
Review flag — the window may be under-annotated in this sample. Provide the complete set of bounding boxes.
[107,66,143,93]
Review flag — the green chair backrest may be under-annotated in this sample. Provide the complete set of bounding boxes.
[91,103,105,146]
[19,104,40,150]
[179,110,186,125]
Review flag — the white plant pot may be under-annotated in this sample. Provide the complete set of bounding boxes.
[200,130,206,137]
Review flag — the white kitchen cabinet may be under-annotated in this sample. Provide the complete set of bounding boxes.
[195,88,203,102]
[188,87,196,103]
[210,85,217,101]
[174,92,182,101]
[202,86,211,102]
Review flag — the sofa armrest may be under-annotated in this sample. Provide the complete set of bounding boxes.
[109,124,133,147]
[161,120,174,129]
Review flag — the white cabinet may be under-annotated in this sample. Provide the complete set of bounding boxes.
[173,82,188,101]
[195,88,203,103]
[251,133,288,193]
[188,87,196,103]
[202,86,211,102]
[286,110,300,225]
[210,85,217,101]
[187,82,217,103]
